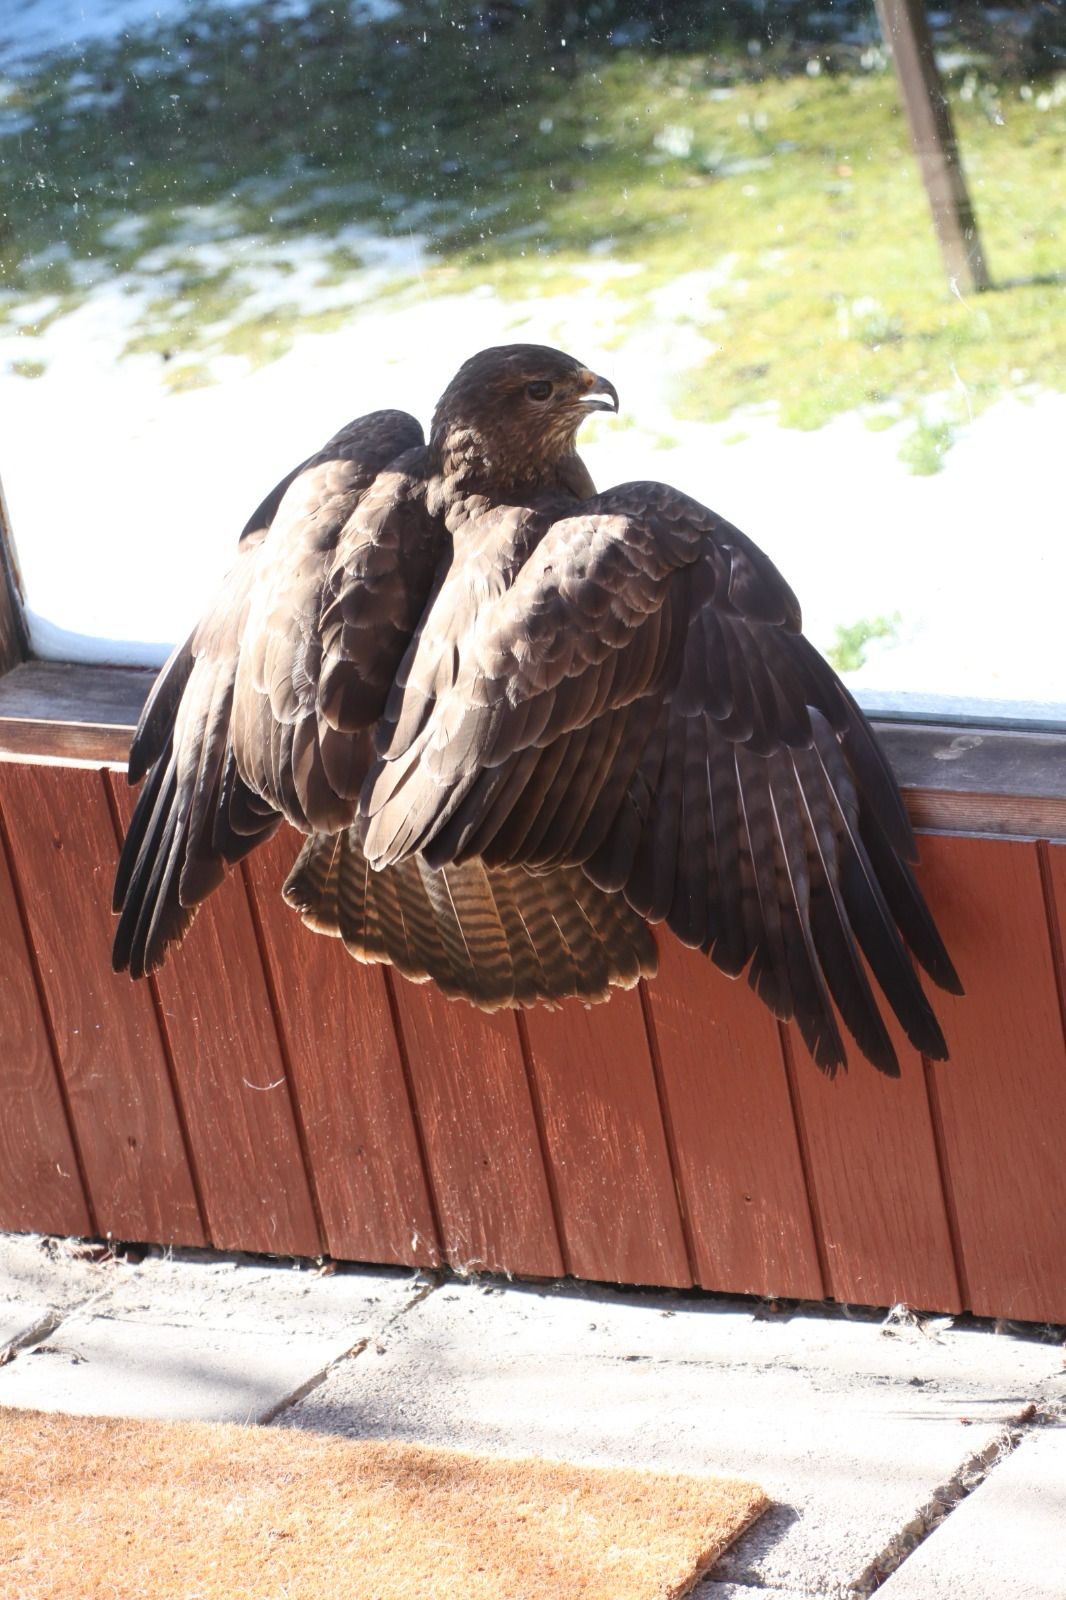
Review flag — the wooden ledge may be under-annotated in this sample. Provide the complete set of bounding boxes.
[0,661,155,766]
[1,660,1065,839]
[872,721,1066,840]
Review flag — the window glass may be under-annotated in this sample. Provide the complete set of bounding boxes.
[2,1,1064,717]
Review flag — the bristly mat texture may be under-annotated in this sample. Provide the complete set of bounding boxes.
[0,1409,767,1599]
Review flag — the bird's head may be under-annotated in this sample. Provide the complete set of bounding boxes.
[430,344,618,489]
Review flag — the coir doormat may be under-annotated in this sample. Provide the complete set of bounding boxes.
[0,1407,767,1599]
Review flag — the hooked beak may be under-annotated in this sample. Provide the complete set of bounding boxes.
[577,369,619,414]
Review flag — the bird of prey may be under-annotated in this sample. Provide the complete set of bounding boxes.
[113,343,961,1075]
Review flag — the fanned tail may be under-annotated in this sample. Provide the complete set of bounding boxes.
[283,820,658,1010]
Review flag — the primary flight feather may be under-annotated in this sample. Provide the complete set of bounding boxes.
[113,343,961,1074]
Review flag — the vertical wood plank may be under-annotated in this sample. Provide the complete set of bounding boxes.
[522,987,692,1288]
[919,835,1066,1323]
[0,762,204,1246]
[391,979,564,1278]
[645,937,824,1301]
[244,834,441,1267]
[0,814,91,1237]
[788,1008,962,1314]
[109,777,322,1260]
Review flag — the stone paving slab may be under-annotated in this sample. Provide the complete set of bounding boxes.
[283,1279,1065,1598]
[877,1422,1066,1600]
[91,1249,416,1336]
[0,1301,51,1352]
[0,1314,337,1423]
[0,1249,422,1423]
[705,1588,813,1599]
[0,1232,129,1317]
[1,1232,124,1357]
[2,1239,1063,1598]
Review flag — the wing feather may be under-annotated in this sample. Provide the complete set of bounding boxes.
[115,356,956,1074]
[364,478,958,1071]
[113,409,436,975]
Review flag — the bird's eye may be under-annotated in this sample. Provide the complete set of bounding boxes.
[526,380,554,402]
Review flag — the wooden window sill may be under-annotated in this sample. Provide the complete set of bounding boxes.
[0,660,156,766]
[1,659,1065,839]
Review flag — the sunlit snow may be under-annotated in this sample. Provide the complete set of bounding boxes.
[4,262,1064,721]
[0,0,401,73]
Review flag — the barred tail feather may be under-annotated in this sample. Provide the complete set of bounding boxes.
[283,822,657,1010]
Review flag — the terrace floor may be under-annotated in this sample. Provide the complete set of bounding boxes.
[1,1231,1063,1597]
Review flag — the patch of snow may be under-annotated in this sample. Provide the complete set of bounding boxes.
[63,87,123,111]
[100,215,151,249]
[19,241,73,276]
[575,261,644,286]
[9,295,62,328]
[0,0,188,74]
[650,264,735,322]
[0,0,407,76]
[23,611,175,670]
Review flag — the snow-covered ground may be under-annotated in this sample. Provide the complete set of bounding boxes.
[3,260,1064,721]
[0,0,401,75]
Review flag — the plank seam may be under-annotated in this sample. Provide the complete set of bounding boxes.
[0,775,98,1236]
[513,1010,573,1280]
[777,1023,832,1301]
[854,1399,1053,1596]
[239,858,329,1259]
[101,769,211,1249]
[380,968,447,1267]
[919,1053,971,1313]
[1035,840,1066,1077]
[636,979,699,1288]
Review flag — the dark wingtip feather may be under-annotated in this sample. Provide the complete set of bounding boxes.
[868,1039,902,1078]
[808,1031,844,1080]
[127,641,195,785]
[921,1028,951,1063]
[858,818,964,998]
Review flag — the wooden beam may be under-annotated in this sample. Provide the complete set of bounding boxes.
[875,0,991,293]
[0,661,154,766]
[0,476,28,677]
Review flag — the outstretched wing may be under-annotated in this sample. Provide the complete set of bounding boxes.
[113,408,443,978]
[363,480,961,1074]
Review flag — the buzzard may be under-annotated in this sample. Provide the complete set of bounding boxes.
[113,343,961,1075]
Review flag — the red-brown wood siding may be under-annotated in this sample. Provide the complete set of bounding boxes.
[390,983,563,1278]
[0,803,91,1239]
[788,1011,963,1314]
[108,776,319,1258]
[2,757,1065,1324]
[522,991,692,1287]
[644,938,824,1301]
[917,836,1066,1323]
[243,835,441,1268]
[0,765,203,1246]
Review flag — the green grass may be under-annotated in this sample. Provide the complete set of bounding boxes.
[3,0,1064,448]
[825,611,903,674]
[897,417,956,476]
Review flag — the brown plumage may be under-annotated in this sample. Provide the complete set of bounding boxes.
[113,343,961,1073]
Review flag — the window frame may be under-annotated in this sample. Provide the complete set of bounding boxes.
[5,0,1061,827]
[1,499,1064,838]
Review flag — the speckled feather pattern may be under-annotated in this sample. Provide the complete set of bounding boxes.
[113,344,959,1071]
